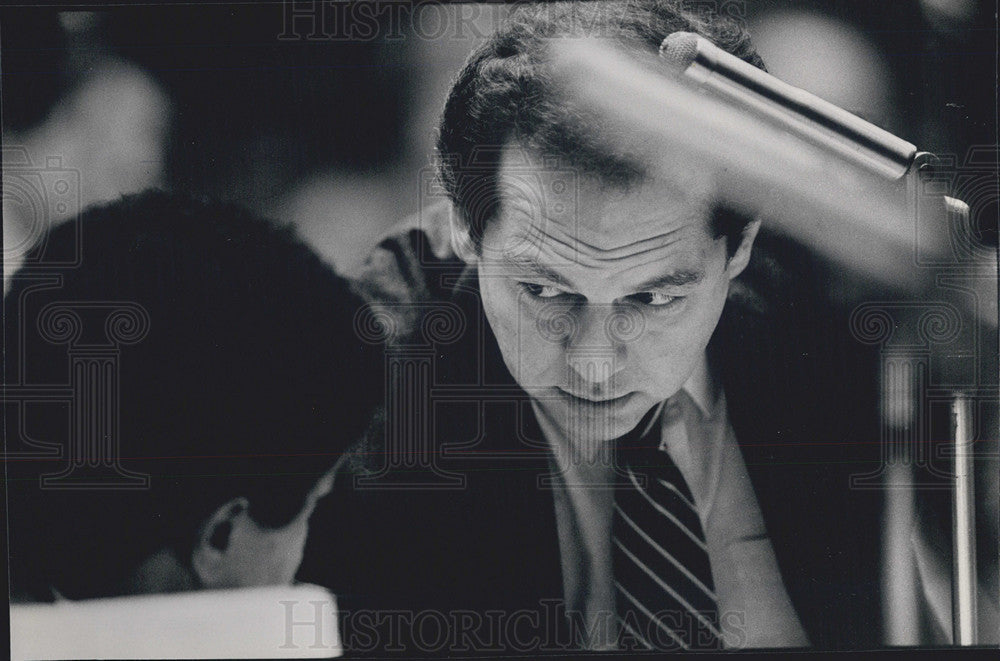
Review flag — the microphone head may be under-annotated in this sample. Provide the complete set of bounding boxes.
[658,31,699,72]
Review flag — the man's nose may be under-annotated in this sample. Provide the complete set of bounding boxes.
[565,304,636,385]
[566,350,617,391]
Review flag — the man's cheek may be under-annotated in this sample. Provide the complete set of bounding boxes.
[480,281,548,386]
[637,325,702,387]
[515,313,558,386]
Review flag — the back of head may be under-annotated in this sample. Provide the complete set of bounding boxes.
[5,190,382,600]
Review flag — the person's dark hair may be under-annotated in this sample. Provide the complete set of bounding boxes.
[437,0,766,257]
[5,190,383,600]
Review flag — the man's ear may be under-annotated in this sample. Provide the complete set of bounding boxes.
[448,205,479,264]
[190,497,249,589]
[725,219,762,280]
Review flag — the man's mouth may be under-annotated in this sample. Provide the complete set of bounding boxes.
[556,386,634,404]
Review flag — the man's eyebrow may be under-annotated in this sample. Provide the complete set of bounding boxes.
[501,253,574,288]
[634,270,704,290]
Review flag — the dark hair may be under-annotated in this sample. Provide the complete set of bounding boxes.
[437,0,765,256]
[5,190,383,599]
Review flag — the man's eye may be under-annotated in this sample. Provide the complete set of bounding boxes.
[520,282,568,299]
[631,292,680,307]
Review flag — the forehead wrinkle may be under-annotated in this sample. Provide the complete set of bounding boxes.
[501,194,705,256]
[504,222,580,265]
[502,196,544,220]
[572,229,691,261]
[510,228,701,277]
[501,234,712,302]
[505,236,710,296]
[509,219,694,264]
[501,251,575,288]
[610,244,706,271]
[523,212,693,253]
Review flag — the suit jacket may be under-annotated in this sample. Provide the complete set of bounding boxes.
[299,203,886,652]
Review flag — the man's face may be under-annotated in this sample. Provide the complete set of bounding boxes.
[461,145,756,449]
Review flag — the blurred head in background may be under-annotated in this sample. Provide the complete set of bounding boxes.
[5,191,384,600]
[436,0,765,446]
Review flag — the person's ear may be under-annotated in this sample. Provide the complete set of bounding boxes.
[447,205,479,264]
[725,219,761,280]
[190,497,249,589]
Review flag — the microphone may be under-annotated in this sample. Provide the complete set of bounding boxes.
[659,32,917,180]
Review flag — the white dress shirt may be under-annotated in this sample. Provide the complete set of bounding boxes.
[539,355,809,649]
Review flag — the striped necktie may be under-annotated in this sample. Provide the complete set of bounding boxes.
[612,395,722,651]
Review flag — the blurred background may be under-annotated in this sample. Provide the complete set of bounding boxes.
[3,0,997,648]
